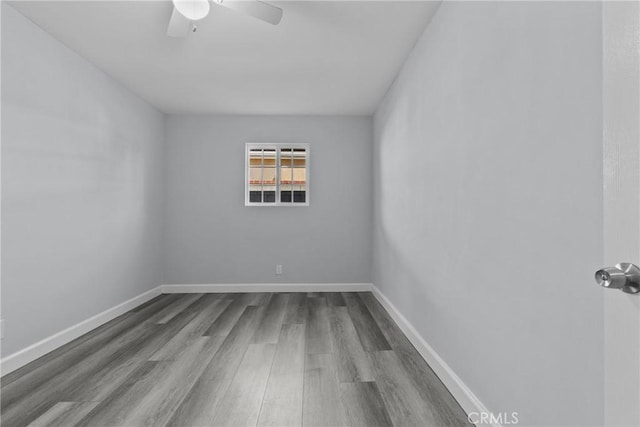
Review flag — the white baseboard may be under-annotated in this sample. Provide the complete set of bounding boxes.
[0,286,162,376]
[161,283,374,293]
[370,284,497,427]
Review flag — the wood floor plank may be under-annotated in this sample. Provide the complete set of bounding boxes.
[65,294,216,402]
[26,401,99,427]
[26,402,74,427]
[166,305,266,426]
[123,336,226,426]
[132,294,167,312]
[257,323,306,427]
[356,292,406,348]
[391,343,471,426]
[359,292,470,426]
[328,306,374,382]
[155,293,205,324]
[343,293,391,352]
[74,361,160,427]
[203,296,256,336]
[283,293,308,325]
[326,292,346,307]
[210,343,277,426]
[142,294,205,325]
[303,353,344,427]
[237,292,273,306]
[370,350,438,426]
[76,335,225,427]
[306,297,333,354]
[150,296,232,361]
[252,293,290,344]
[339,381,393,427]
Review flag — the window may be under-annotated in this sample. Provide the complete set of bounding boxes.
[245,143,309,206]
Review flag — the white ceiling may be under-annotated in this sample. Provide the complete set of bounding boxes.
[9,1,440,115]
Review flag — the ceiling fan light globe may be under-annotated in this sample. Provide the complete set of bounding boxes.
[173,0,210,21]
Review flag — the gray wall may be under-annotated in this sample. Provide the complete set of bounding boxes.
[163,115,372,284]
[373,2,603,426]
[1,4,164,357]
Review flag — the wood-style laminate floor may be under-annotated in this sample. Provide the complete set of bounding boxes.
[1,292,470,427]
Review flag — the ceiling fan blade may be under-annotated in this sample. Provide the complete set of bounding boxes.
[215,0,283,25]
[167,7,192,38]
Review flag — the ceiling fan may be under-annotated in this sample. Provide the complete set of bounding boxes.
[167,0,283,37]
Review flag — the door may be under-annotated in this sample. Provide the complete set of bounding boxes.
[602,2,640,425]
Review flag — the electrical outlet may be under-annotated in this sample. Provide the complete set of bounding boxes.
[275,264,283,275]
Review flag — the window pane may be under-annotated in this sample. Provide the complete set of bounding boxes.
[280,166,293,184]
[249,191,262,203]
[292,168,306,185]
[248,166,262,201]
[264,191,276,203]
[249,167,263,182]
[263,149,276,166]
[280,167,292,182]
[293,191,306,203]
[249,149,263,166]
[280,149,292,167]
[263,167,276,185]
[262,167,276,203]
[292,147,306,201]
[280,161,292,203]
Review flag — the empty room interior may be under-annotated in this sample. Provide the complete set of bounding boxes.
[2,1,639,426]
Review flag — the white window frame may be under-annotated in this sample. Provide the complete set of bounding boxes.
[245,142,310,207]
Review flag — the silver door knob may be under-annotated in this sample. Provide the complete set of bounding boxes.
[595,263,640,294]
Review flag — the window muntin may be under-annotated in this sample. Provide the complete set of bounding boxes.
[246,144,309,206]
